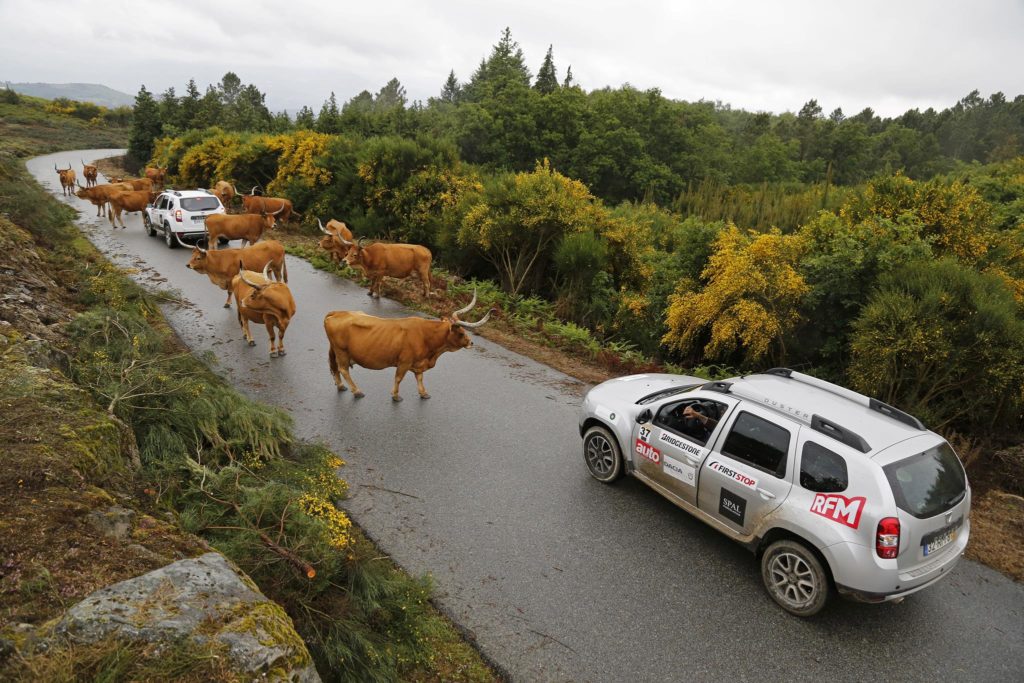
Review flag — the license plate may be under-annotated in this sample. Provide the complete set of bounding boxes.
[192,215,206,222]
[923,524,959,556]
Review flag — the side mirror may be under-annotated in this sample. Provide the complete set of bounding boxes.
[636,409,652,424]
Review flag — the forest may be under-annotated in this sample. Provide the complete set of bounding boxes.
[126,29,1024,438]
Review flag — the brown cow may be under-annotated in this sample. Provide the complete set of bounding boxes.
[81,160,98,188]
[234,263,296,358]
[343,237,433,298]
[144,166,167,188]
[76,181,135,216]
[323,290,492,401]
[204,206,283,247]
[181,235,287,308]
[316,218,355,264]
[107,189,157,228]
[240,186,295,223]
[121,177,154,191]
[213,181,235,210]
[54,164,76,196]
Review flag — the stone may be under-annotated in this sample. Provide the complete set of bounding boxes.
[52,552,320,682]
[86,504,135,540]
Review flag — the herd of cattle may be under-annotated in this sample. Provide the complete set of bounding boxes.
[56,161,493,401]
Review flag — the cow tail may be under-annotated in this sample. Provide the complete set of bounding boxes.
[328,345,338,376]
[283,257,288,283]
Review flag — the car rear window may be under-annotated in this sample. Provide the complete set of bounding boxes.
[883,442,966,519]
[181,196,220,211]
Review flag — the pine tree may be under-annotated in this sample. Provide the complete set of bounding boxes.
[127,85,163,171]
[465,27,531,101]
[562,65,574,88]
[194,85,224,128]
[294,105,316,129]
[316,92,341,133]
[440,70,461,103]
[375,78,407,111]
[534,45,559,95]
[179,78,201,129]
[159,86,180,130]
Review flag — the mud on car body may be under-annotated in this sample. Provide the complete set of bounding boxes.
[578,368,971,617]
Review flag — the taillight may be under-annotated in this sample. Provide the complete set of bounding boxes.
[876,517,900,559]
[174,209,182,222]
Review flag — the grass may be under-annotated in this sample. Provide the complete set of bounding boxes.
[0,95,127,159]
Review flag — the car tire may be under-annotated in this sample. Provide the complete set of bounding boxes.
[583,425,624,484]
[144,212,156,236]
[165,223,176,249]
[761,539,830,617]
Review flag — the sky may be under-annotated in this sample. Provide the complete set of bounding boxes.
[1,0,1022,118]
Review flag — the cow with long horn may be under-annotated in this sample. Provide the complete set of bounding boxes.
[240,185,295,223]
[323,289,494,401]
[204,204,284,247]
[180,234,287,308]
[233,261,296,358]
[317,217,355,264]
[343,235,434,298]
[81,159,98,188]
[213,180,236,210]
[54,163,76,196]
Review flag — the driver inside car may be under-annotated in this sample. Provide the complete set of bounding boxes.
[680,402,718,443]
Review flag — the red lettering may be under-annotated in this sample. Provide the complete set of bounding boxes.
[635,439,661,464]
[810,493,867,529]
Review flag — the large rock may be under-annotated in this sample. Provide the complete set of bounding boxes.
[53,552,320,682]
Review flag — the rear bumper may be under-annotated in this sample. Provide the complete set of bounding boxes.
[836,550,964,603]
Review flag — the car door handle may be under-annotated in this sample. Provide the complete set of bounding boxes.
[757,488,776,500]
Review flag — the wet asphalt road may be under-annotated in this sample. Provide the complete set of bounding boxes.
[27,151,1024,682]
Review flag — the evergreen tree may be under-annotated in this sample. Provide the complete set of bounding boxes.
[295,105,316,129]
[127,85,163,171]
[375,78,407,111]
[316,92,341,133]
[562,65,574,88]
[233,83,273,130]
[440,70,461,103]
[218,71,243,108]
[534,45,559,95]
[194,85,224,128]
[179,78,201,129]
[159,86,180,130]
[465,27,532,101]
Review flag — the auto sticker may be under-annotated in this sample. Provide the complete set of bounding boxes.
[657,431,704,458]
[634,439,661,464]
[719,489,746,526]
[638,425,652,442]
[662,455,696,486]
[809,493,866,529]
[706,460,758,489]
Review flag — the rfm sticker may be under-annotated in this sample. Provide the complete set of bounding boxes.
[810,493,867,529]
[635,439,661,464]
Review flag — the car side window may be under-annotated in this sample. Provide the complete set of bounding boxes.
[157,196,168,210]
[654,399,726,446]
[800,442,848,493]
[721,411,790,478]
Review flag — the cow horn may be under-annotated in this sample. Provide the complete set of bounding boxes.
[232,184,239,195]
[338,235,354,246]
[453,288,477,318]
[271,204,285,216]
[454,308,493,329]
[175,233,192,249]
[54,163,59,172]
[318,217,329,234]
[357,237,368,248]
[250,185,258,195]
[239,267,263,290]
[262,261,272,280]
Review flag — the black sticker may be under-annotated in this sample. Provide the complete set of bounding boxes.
[719,488,747,526]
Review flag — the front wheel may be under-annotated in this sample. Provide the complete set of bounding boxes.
[144,212,156,236]
[582,425,624,483]
[760,539,830,617]
[165,223,176,249]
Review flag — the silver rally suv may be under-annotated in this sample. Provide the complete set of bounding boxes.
[579,368,970,616]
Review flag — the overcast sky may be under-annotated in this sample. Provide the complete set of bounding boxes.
[2,0,1022,117]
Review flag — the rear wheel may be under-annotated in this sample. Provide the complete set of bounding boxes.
[761,539,829,617]
[143,212,156,236]
[165,223,176,249]
[582,425,624,483]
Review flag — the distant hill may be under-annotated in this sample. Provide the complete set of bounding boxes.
[4,82,134,108]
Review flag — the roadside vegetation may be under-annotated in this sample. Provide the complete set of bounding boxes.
[0,101,497,680]
[117,29,1023,581]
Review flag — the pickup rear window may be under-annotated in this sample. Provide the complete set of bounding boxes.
[181,196,220,211]
[883,442,966,519]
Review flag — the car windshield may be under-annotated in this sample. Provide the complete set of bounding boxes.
[181,196,220,211]
[883,442,966,519]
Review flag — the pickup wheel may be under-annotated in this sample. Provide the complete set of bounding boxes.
[164,222,176,249]
[143,212,156,236]
[583,425,624,484]
[761,539,830,617]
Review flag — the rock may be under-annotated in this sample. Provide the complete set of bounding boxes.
[52,552,320,682]
[86,504,135,539]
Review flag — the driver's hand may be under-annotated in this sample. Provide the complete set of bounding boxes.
[682,406,696,418]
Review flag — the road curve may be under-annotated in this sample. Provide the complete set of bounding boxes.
[27,151,1024,682]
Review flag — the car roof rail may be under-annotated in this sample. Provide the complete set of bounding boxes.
[810,415,871,453]
[701,381,732,394]
[760,368,925,430]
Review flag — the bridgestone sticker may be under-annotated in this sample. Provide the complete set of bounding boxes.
[635,439,661,464]
[706,461,758,489]
[662,455,696,486]
[719,488,747,526]
[657,431,704,458]
[809,493,866,529]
